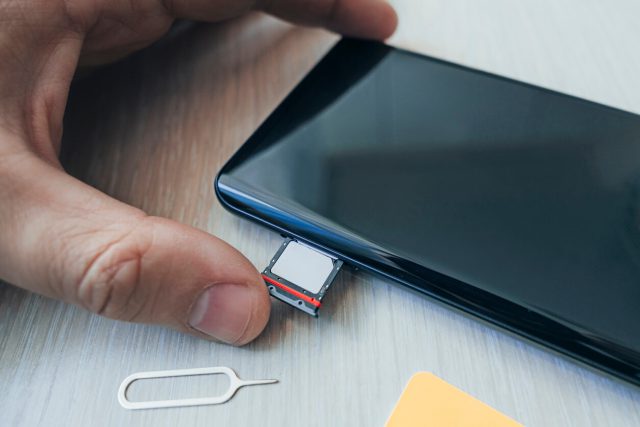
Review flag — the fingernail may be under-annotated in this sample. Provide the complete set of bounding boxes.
[189,284,255,344]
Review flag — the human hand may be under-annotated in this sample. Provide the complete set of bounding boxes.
[0,0,397,345]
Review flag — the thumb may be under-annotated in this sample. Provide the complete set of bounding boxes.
[0,150,270,345]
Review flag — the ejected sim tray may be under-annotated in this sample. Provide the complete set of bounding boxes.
[262,238,343,316]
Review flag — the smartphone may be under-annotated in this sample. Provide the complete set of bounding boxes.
[215,38,640,386]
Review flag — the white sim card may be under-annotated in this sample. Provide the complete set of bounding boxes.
[271,242,335,294]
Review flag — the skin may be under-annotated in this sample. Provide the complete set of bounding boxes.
[0,0,397,345]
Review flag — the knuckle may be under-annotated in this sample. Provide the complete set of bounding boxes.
[159,0,175,16]
[74,228,149,322]
[60,0,95,34]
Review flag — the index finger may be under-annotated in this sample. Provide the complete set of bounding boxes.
[257,0,398,40]
[164,0,398,40]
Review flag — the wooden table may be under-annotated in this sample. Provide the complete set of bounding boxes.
[2,1,640,425]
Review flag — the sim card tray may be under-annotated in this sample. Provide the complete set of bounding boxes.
[262,238,343,317]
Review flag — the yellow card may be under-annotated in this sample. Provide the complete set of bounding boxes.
[385,373,522,427]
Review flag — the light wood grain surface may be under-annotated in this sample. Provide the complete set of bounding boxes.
[2,1,640,426]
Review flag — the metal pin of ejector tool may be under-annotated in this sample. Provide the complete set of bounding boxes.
[118,366,278,410]
[262,238,343,317]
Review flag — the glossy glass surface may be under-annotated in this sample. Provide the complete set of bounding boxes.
[216,39,640,385]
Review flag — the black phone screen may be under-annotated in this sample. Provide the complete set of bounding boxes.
[216,38,640,384]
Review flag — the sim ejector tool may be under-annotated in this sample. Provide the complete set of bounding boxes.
[118,366,278,410]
